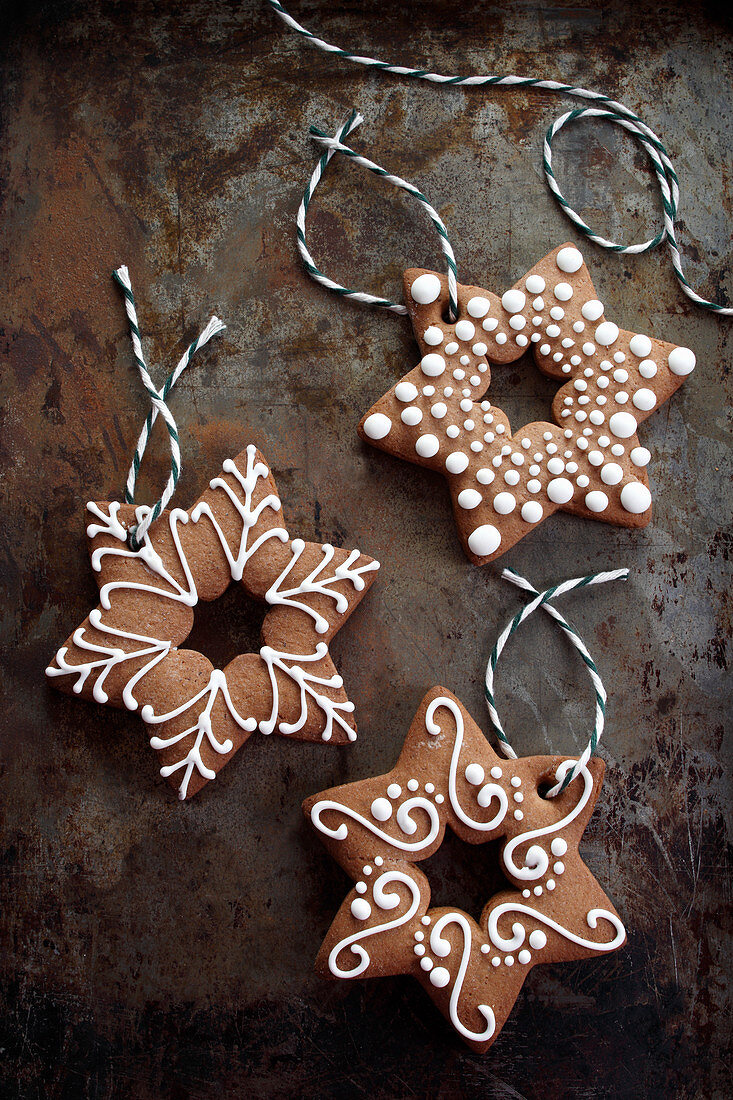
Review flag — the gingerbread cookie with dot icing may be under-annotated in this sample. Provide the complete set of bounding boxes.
[360,244,695,564]
[305,686,626,1052]
[46,445,379,800]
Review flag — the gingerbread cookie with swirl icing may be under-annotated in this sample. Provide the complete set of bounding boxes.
[305,686,626,1052]
[360,244,695,564]
[46,444,379,800]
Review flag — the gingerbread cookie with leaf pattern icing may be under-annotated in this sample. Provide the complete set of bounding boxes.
[46,445,379,799]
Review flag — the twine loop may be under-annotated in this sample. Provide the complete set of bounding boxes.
[112,266,225,549]
[484,566,629,797]
[299,111,460,321]
[272,0,731,317]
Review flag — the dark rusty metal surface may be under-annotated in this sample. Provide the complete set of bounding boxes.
[1,1,731,1096]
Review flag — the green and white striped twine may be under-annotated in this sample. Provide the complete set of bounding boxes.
[112,266,225,549]
[484,566,629,797]
[300,111,459,320]
[270,0,731,317]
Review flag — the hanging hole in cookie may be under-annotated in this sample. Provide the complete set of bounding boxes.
[442,304,458,325]
[537,780,554,800]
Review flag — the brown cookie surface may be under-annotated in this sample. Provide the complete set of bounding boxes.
[304,686,626,1053]
[359,244,696,564]
[46,445,379,799]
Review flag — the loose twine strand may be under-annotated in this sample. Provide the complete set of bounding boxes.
[485,567,629,797]
[301,111,459,319]
[112,266,226,549]
[270,0,731,317]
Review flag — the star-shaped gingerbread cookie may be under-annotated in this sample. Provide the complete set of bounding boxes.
[360,244,696,564]
[305,687,625,1052]
[47,445,379,799]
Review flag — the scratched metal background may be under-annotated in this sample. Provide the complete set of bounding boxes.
[1,0,731,1097]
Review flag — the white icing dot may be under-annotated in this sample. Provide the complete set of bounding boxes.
[615,391,629,404]
[490,766,502,779]
[620,481,652,514]
[387,783,401,799]
[585,490,609,513]
[414,943,426,956]
[601,462,623,486]
[411,273,441,304]
[370,797,392,822]
[518,950,532,965]
[595,321,619,347]
[401,406,423,426]
[547,457,564,475]
[421,353,446,377]
[546,324,560,338]
[468,524,501,557]
[629,333,652,358]
[583,342,596,357]
[445,451,469,474]
[588,450,603,466]
[431,402,447,419]
[539,343,551,356]
[609,411,638,439]
[527,479,541,493]
[551,837,568,857]
[446,425,459,439]
[423,326,444,346]
[556,246,583,273]
[476,469,495,485]
[491,956,501,967]
[445,342,459,355]
[420,957,433,972]
[581,300,604,322]
[630,446,651,467]
[547,478,574,504]
[421,915,431,925]
[529,929,547,950]
[510,316,527,331]
[455,319,475,342]
[639,359,657,379]
[526,274,546,293]
[613,368,628,383]
[355,881,367,894]
[611,443,625,456]
[573,321,585,333]
[504,470,520,487]
[633,388,657,412]
[554,282,573,301]
[472,342,487,357]
[465,763,485,785]
[351,898,371,921]
[502,289,526,313]
[547,879,556,890]
[513,792,524,803]
[510,776,521,788]
[521,501,543,524]
[553,861,565,875]
[458,489,482,510]
[395,381,418,403]
[467,296,491,318]
[482,317,498,332]
[415,434,440,458]
[534,886,543,896]
[408,779,419,792]
[363,413,392,440]
[493,491,516,514]
[505,956,515,967]
[429,966,451,988]
[589,411,605,426]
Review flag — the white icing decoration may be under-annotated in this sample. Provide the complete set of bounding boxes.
[502,762,592,880]
[415,435,440,458]
[585,490,608,513]
[421,353,446,377]
[595,322,619,347]
[443,452,467,475]
[632,388,656,412]
[363,413,392,440]
[609,411,638,439]
[581,300,604,322]
[395,382,418,402]
[502,289,526,314]
[411,273,441,304]
[351,898,371,921]
[467,296,490,318]
[493,492,516,515]
[423,326,444,346]
[328,871,421,977]
[628,333,652,358]
[521,501,543,524]
[425,697,508,831]
[487,903,625,954]
[401,406,423,426]
[638,359,657,379]
[525,275,545,293]
[468,525,501,557]
[554,283,573,301]
[547,478,573,504]
[620,481,651,514]
[371,797,393,822]
[458,489,482,510]
[556,247,583,273]
[668,346,696,375]
[465,763,485,785]
[431,402,447,419]
[429,914,495,1041]
[630,447,651,467]
[266,539,376,635]
[311,796,441,853]
[455,319,475,342]
[600,463,623,486]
